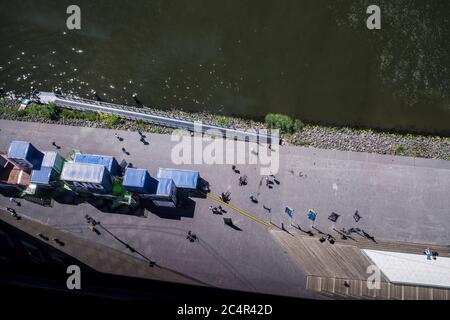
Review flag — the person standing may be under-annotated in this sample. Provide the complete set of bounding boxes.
[424,248,432,260]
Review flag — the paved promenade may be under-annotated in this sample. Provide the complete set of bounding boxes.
[0,119,449,298]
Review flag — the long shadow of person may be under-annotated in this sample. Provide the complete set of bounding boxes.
[223,217,242,231]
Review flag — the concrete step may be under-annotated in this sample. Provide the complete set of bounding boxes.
[307,275,450,300]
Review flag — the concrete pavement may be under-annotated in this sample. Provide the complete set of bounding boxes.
[1,119,449,299]
[0,120,318,299]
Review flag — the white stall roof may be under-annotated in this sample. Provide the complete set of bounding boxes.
[61,162,106,184]
[363,249,450,289]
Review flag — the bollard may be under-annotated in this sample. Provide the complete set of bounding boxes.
[93,91,103,102]
[132,93,143,107]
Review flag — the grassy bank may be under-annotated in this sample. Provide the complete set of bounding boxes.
[1,98,449,160]
[0,102,123,128]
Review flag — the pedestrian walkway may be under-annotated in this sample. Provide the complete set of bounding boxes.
[271,230,376,280]
[207,194,271,228]
[272,229,450,299]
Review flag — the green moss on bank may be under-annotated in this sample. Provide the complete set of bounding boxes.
[265,113,304,133]
[0,100,449,160]
[0,103,124,126]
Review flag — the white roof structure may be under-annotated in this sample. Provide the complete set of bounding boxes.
[61,162,106,184]
[363,249,450,289]
[42,151,61,167]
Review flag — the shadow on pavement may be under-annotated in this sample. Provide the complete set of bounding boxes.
[141,198,196,220]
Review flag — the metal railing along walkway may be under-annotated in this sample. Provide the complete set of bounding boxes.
[37,92,277,144]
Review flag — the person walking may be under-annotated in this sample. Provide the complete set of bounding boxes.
[221,191,231,203]
[37,233,49,241]
[51,141,61,149]
[115,133,124,142]
[187,231,198,242]
[432,251,439,260]
[6,207,18,218]
[53,238,65,246]
[121,147,129,155]
[9,197,21,206]
[239,176,248,186]
[424,248,432,260]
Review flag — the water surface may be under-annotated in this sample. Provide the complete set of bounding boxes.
[0,0,449,134]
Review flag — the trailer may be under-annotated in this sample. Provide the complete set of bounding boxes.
[123,168,158,195]
[1,139,210,212]
[73,153,120,176]
[157,168,208,197]
[30,151,65,188]
[7,141,44,173]
[123,168,177,207]
[151,178,177,208]
[60,162,113,195]
[0,155,30,196]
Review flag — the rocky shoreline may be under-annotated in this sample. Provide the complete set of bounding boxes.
[1,97,449,161]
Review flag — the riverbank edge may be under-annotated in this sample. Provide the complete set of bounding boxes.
[1,97,449,161]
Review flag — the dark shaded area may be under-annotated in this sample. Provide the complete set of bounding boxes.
[141,197,196,220]
[2,177,205,219]
[0,219,308,307]
[223,217,242,231]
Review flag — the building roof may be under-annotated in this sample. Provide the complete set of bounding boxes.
[156,178,175,196]
[123,168,158,194]
[363,249,450,289]
[2,166,30,186]
[74,153,118,175]
[30,167,54,185]
[157,168,198,189]
[7,141,43,169]
[42,151,63,168]
[123,168,147,187]
[61,162,107,184]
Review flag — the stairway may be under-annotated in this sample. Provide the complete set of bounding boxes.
[307,275,450,300]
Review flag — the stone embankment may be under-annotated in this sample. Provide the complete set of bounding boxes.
[1,96,449,160]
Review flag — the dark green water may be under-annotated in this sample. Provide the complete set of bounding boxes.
[1,0,449,134]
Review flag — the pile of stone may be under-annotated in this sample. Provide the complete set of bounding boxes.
[291,126,450,160]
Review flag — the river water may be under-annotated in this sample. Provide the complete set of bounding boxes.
[0,0,449,134]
